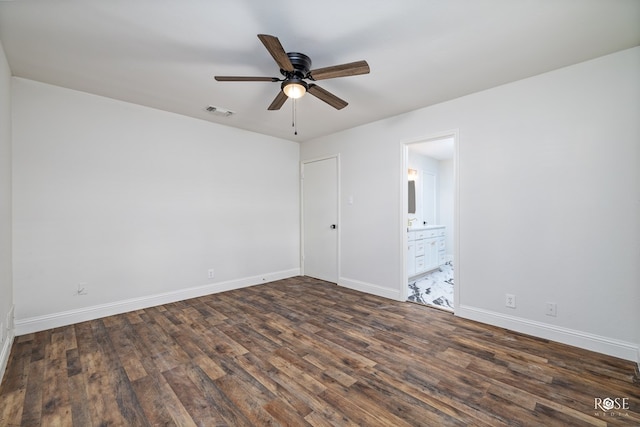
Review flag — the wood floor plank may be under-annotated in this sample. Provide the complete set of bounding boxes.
[0,388,25,426]
[236,352,313,417]
[41,338,73,425]
[163,365,227,426]
[1,276,639,426]
[358,366,493,427]
[1,340,31,395]
[263,398,312,426]
[67,369,93,427]
[19,357,44,425]
[29,330,49,364]
[187,365,255,427]
[360,362,509,426]
[76,321,128,426]
[130,375,179,426]
[213,372,276,425]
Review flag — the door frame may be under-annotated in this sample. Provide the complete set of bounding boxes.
[400,131,459,312]
[300,154,341,282]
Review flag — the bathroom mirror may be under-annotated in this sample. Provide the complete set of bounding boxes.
[408,169,417,214]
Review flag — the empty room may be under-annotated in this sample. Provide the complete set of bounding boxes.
[1,1,639,425]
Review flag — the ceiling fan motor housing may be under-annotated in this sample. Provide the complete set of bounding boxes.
[282,52,312,80]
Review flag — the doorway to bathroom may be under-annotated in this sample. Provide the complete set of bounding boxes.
[402,132,457,312]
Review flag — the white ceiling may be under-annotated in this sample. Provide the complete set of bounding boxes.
[1,1,638,142]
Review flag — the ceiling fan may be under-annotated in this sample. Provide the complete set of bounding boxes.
[214,34,370,111]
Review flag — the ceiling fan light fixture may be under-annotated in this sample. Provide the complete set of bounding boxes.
[282,79,308,99]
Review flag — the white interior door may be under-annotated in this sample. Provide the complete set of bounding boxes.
[302,157,338,283]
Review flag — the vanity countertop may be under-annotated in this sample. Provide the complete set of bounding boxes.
[408,225,445,231]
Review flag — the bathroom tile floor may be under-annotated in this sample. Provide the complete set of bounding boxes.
[408,261,454,311]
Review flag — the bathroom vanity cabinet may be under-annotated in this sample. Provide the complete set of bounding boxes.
[408,226,445,278]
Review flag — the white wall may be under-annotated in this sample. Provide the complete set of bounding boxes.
[12,78,300,331]
[438,159,454,260]
[407,152,439,227]
[301,47,640,362]
[0,41,14,379]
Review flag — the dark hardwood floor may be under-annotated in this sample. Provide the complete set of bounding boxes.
[1,276,638,426]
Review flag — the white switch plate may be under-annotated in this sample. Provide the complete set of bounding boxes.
[208,269,215,279]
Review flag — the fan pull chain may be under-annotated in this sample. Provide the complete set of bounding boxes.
[292,98,298,135]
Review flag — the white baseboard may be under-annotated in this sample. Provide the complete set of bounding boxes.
[338,277,401,301]
[14,268,300,336]
[457,304,639,364]
[0,328,14,386]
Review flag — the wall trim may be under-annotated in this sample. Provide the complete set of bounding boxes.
[339,277,401,301]
[457,304,639,364]
[14,268,300,336]
[0,329,14,386]
[0,304,15,384]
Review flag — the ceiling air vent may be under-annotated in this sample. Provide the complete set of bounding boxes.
[205,105,234,117]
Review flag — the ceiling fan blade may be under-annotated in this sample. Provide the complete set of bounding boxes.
[307,84,348,110]
[310,60,370,80]
[214,76,279,82]
[258,34,294,72]
[268,90,289,110]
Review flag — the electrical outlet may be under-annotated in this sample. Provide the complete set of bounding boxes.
[505,294,516,308]
[0,321,4,344]
[208,269,215,279]
[76,283,88,296]
[545,302,557,317]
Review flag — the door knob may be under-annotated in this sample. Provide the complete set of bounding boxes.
[330,224,337,229]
